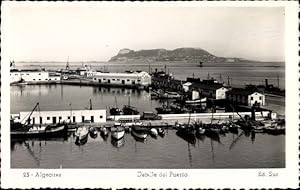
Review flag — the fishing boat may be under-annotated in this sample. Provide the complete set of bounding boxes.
[110,96,124,116]
[264,125,285,135]
[185,97,207,104]
[157,127,165,137]
[74,126,89,141]
[159,91,181,99]
[150,128,158,138]
[122,97,139,115]
[111,124,125,140]
[131,126,148,139]
[11,123,68,138]
[89,126,98,138]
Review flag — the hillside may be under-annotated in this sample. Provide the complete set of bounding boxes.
[109,47,249,63]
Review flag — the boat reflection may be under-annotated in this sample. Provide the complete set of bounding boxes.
[176,130,196,145]
[75,136,88,146]
[132,134,147,143]
[111,137,125,148]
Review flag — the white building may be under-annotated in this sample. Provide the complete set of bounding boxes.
[189,83,228,100]
[19,109,106,125]
[10,70,49,83]
[92,71,151,87]
[248,92,265,106]
[216,87,229,100]
[182,82,192,92]
[226,88,265,107]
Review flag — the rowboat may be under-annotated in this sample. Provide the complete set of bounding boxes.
[111,125,125,140]
[131,126,148,139]
[150,128,158,138]
[89,126,98,138]
[75,126,89,141]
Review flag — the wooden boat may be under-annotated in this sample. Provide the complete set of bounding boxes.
[74,126,89,141]
[264,125,285,135]
[159,91,181,99]
[131,126,148,139]
[11,123,68,139]
[185,97,207,104]
[100,126,108,137]
[157,128,165,137]
[150,128,158,138]
[89,126,98,138]
[110,96,124,115]
[123,105,139,115]
[111,125,125,140]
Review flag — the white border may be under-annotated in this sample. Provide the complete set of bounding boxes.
[1,1,299,189]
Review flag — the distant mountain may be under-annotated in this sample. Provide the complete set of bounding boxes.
[109,47,253,63]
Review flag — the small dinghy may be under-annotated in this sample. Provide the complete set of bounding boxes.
[150,128,158,138]
[89,126,98,138]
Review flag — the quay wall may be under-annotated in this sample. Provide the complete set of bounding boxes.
[159,111,270,120]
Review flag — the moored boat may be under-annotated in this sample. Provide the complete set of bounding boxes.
[89,126,98,138]
[150,128,158,138]
[11,123,68,139]
[100,126,109,137]
[75,126,89,141]
[111,125,125,140]
[157,127,165,137]
[131,126,148,139]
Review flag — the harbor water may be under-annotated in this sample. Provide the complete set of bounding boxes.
[10,61,285,168]
[10,84,285,168]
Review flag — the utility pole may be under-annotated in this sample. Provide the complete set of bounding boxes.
[227,76,230,86]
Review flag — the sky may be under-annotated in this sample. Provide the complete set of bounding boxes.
[3,2,285,62]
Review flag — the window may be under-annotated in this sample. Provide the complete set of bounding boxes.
[117,79,120,81]
[39,79,41,80]
[67,116,71,119]
[100,115,103,119]
[91,116,94,122]
[33,79,36,81]
[94,78,97,80]
[59,116,62,120]
[38,73,41,75]
[250,97,253,100]
[112,79,115,81]
[259,96,262,100]
[82,116,85,122]
[127,79,130,81]
[47,117,50,120]
[49,79,51,80]
[54,78,57,80]
[137,79,141,82]
[103,78,106,81]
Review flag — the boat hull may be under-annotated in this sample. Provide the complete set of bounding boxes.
[131,126,148,139]
[111,127,125,140]
[11,124,67,139]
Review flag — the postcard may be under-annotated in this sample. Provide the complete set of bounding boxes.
[1,1,298,189]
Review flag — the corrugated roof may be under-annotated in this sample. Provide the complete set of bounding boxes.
[94,71,150,78]
[226,88,262,96]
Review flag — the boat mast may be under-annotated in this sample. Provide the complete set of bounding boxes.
[24,102,40,126]
[89,99,92,110]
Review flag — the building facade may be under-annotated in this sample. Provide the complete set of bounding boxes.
[19,109,106,125]
[226,88,265,106]
[10,70,49,83]
[92,71,151,87]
